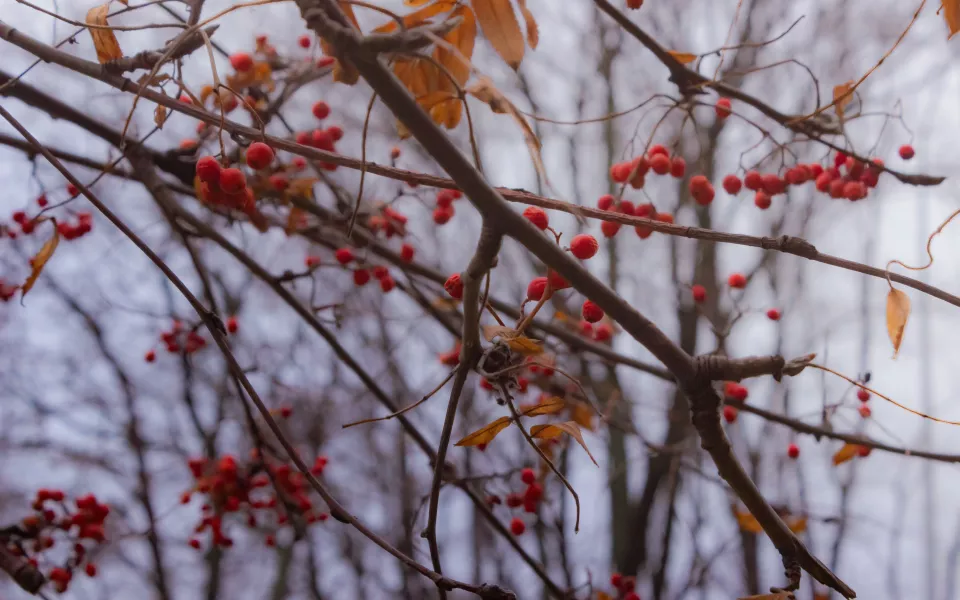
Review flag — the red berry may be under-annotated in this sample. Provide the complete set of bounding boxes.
[523,206,549,230]
[787,443,800,459]
[724,382,748,402]
[298,34,311,48]
[621,577,636,592]
[548,270,570,290]
[857,388,870,402]
[353,269,371,286]
[505,493,522,508]
[744,170,763,191]
[843,180,866,201]
[37,195,48,208]
[145,350,156,363]
[433,206,454,224]
[899,144,915,160]
[754,190,771,210]
[510,517,526,535]
[400,243,415,262]
[859,405,872,418]
[626,0,642,8]
[655,212,674,224]
[829,179,846,199]
[268,173,289,191]
[85,563,97,577]
[760,174,784,195]
[291,157,307,171]
[444,274,464,299]
[670,156,686,178]
[650,153,670,175]
[610,573,623,589]
[12,210,26,224]
[570,234,599,260]
[689,175,714,206]
[67,183,80,197]
[648,144,668,157]
[722,174,742,194]
[226,316,238,333]
[601,220,621,238]
[722,405,738,423]
[618,200,635,216]
[766,308,781,321]
[715,97,732,119]
[727,273,746,289]
[526,277,549,301]
[312,101,330,120]
[305,255,321,268]
[379,276,395,293]
[857,445,872,457]
[335,247,355,265]
[390,147,401,160]
[265,534,276,547]
[597,194,615,211]
[245,142,275,170]
[594,323,613,342]
[219,168,246,194]
[372,266,389,280]
[229,52,254,72]
[691,284,706,303]
[520,468,536,485]
[582,300,604,323]
[610,162,632,183]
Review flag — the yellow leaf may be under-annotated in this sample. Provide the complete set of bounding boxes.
[596,593,613,600]
[569,401,595,431]
[481,324,544,355]
[455,416,513,446]
[22,221,60,298]
[286,178,318,199]
[520,397,565,417]
[86,5,123,64]
[886,287,910,356]
[471,0,525,69]
[374,0,457,33]
[734,509,763,534]
[944,0,960,38]
[832,442,859,466]
[787,516,807,534]
[529,421,598,466]
[321,2,361,84]
[516,0,538,49]
[833,80,854,121]
[154,105,167,129]
[668,51,696,65]
[430,6,476,129]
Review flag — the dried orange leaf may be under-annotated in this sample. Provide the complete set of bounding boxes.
[886,287,910,356]
[530,421,598,466]
[944,0,960,38]
[520,397,565,417]
[516,0,538,49]
[286,178,318,199]
[833,80,854,121]
[734,509,763,534]
[668,51,696,65]
[86,5,123,63]
[596,593,613,600]
[321,2,361,84]
[481,324,544,355]
[22,222,60,298]
[154,105,167,129]
[570,401,595,431]
[832,442,859,466]
[471,0,525,69]
[374,0,457,33]
[455,416,513,446]
[787,516,807,534]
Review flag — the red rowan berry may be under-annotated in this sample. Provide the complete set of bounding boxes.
[570,234,599,259]
[722,174,742,194]
[844,180,866,201]
[582,300,604,323]
[245,142,274,170]
[727,272,746,289]
[618,200,635,216]
[524,482,543,503]
[626,0,642,8]
[179,139,198,151]
[787,443,800,459]
[305,255,321,268]
[21,220,35,234]
[754,190,772,210]
[67,183,80,197]
[327,125,344,141]
[527,276,549,301]
[49,567,70,584]
[335,247,354,265]
[399,243,415,263]
[857,388,870,402]
[655,212,674,224]
[611,573,623,589]
[579,321,594,336]
[219,168,246,194]
[691,284,706,303]
[621,577,636,592]
[349,269,369,287]
[610,162,632,183]
[547,270,569,291]
[648,144,668,157]
[857,445,872,457]
[268,173,289,192]
[715,97,732,119]
[744,170,762,191]
[298,34,311,48]
[650,153,670,175]
[371,266,389,280]
[899,144,915,160]
[859,405,871,418]
[390,147,401,160]
[724,382,748,402]
[594,323,613,342]
[689,175,714,205]
[505,493,522,508]
[510,517,526,535]
[37,194,48,208]
[766,308,781,321]
[521,468,536,485]
[523,206,549,230]
[312,101,330,120]
[12,210,26,224]
[815,172,832,192]
[597,194,615,211]
[480,378,495,391]
[433,206,454,224]
[85,563,97,577]
[601,220,621,238]
[144,349,156,363]
[834,152,847,168]
[380,276,395,293]
[723,405,738,423]
[829,179,846,199]
[670,156,686,178]
[444,274,464,299]
[226,316,238,333]
[229,52,254,72]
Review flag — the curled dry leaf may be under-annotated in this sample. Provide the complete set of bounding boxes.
[154,105,168,129]
[321,1,361,84]
[482,324,544,355]
[569,401,595,431]
[832,442,860,466]
[454,416,513,446]
[471,0,525,69]
[516,0,538,49]
[431,6,477,129]
[519,397,565,417]
[944,0,960,38]
[286,178,318,199]
[374,0,457,33]
[86,5,124,64]
[529,421,598,466]
[734,509,763,534]
[832,80,855,121]
[22,221,60,298]
[667,51,697,65]
[886,287,910,357]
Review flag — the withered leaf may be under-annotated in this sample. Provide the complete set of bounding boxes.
[154,105,167,129]
[529,421,598,466]
[86,5,124,64]
[944,0,960,38]
[833,80,854,121]
[321,2,361,84]
[832,442,859,466]
[734,509,763,534]
[520,397,565,417]
[482,324,544,355]
[22,221,60,298]
[886,287,910,357]
[136,72,171,87]
[570,401,595,431]
[471,0,525,69]
[454,416,513,446]
[286,178,318,199]
[516,0,538,49]
[787,516,807,534]
[668,51,697,65]
[374,0,457,33]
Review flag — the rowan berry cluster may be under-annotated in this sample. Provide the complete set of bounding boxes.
[483,468,546,536]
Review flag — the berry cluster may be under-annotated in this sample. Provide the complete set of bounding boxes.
[433,188,464,225]
[608,572,641,600]
[4,489,109,593]
[183,449,330,551]
[594,193,672,239]
[154,320,208,356]
[483,468,545,536]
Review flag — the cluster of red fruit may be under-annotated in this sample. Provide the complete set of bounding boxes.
[367,205,410,239]
[690,274,781,319]
[195,153,260,216]
[594,194,673,239]
[327,246,397,292]
[4,489,108,593]
[608,573,641,600]
[183,450,329,550]
[432,188,464,225]
[856,386,872,419]
[609,144,685,190]
[721,381,749,424]
[484,468,544,536]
